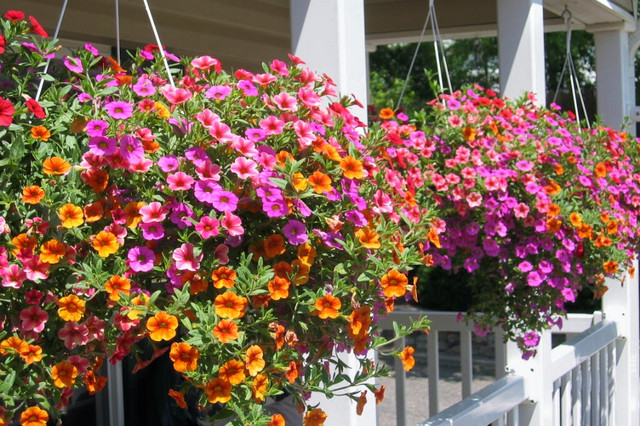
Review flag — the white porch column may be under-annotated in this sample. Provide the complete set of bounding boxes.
[290,2,374,426]
[593,27,635,133]
[290,0,368,121]
[496,0,546,104]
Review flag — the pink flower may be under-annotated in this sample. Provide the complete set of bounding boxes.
[105,101,133,119]
[230,157,258,179]
[139,202,168,223]
[160,85,192,104]
[132,77,156,96]
[209,121,233,143]
[466,192,482,208]
[172,243,202,271]
[211,190,238,212]
[139,222,165,240]
[196,109,220,127]
[88,136,117,156]
[63,56,83,73]
[214,244,230,265]
[273,92,298,112]
[1,264,26,288]
[259,116,285,135]
[68,355,90,374]
[514,203,530,219]
[20,305,48,333]
[58,321,89,350]
[195,216,220,239]
[221,212,244,236]
[158,155,180,173]
[167,171,195,191]
[128,246,156,272]
[294,120,315,148]
[191,55,222,72]
[24,256,49,281]
[270,59,289,76]
[120,135,144,163]
[85,316,106,341]
[205,85,232,100]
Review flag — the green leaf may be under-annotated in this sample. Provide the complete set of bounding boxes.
[9,138,24,162]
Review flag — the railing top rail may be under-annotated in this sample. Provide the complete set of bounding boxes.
[418,375,527,426]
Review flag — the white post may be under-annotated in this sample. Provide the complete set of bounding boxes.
[602,260,640,425]
[496,0,546,104]
[593,27,636,134]
[290,1,373,425]
[505,332,554,425]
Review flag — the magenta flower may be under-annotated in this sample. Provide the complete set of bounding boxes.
[205,85,232,100]
[167,171,195,191]
[158,155,180,173]
[283,220,308,245]
[88,136,117,156]
[230,157,258,180]
[63,56,83,73]
[237,79,258,96]
[169,203,195,229]
[120,135,144,163]
[86,119,108,137]
[128,246,156,272]
[523,332,540,347]
[245,128,267,142]
[58,321,89,350]
[262,198,288,218]
[194,180,222,204]
[132,77,156,96]
[20,305,48,333]
[211,190,238,212]
[105,101,133,119]
[172,243,202,271]
[195,215,220,239]
[139,222,165,240]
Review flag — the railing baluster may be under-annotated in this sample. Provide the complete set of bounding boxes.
[607,341,615,422]
[561,371,572,425]
[394,336,407,426]
[583,359,592,426]
[553,379,561,425]
[427,329,439,416]
[507,407,519,426]
[461,330,472,398]
[494,330,507,379]
[572,363,582,425]
[591,352,601,426]
[599,346,608,425]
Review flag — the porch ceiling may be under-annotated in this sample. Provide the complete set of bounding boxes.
[12,0,637,70]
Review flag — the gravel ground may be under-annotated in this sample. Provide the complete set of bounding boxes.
[375,331,498,426]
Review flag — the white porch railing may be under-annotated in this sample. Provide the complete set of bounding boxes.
[379,273,640,426]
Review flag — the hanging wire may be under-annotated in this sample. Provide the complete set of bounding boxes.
[115,0,121,64]
[35,0,70,102]
[396,0,452,111]
[142,0,175,87]
[552,7,590,128]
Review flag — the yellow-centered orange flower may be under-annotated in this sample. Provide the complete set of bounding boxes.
[307,171,332,193]
[264,234,286,258]
[214,291,248,319]
[20,406,49,426]
[92,231,119,257]
[379,108,394,119]
[146,311,179,341]
[57,294,86,321]
[211,266,236,289]
[219,359,246,385]
[168,389,187,408]
[205,378,232,404]
[355,227,381,249]
[21,185,45,204]
[340,155,364,180]
[20,344,43,364]
[51,361,78,388]
[245,345,266,376]
[58,203,84,228]
[169,342,199,372]
[39,239,66,264]
[292,172,308,191]
[105,275,131,301]
[315,294,341,319]
[603,260,618,274]
[252,373,269,403]
[268,276,290,300]
[0,336,28,356]
[400,346,416,371]
[43,156,71,175]
[30,125,51,141]
[303,408,328,426]
[213,319,239,343]
[381,270,408,298]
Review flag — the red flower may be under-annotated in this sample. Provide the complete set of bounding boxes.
[4,10,25,22]
[28,16,48,37]
[26,99,46,119]
[0,97,14,127]
[0,35,5,54]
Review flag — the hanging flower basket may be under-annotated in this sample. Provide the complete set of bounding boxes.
[0,13,431,425]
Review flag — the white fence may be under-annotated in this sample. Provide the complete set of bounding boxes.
[379,272,640,426]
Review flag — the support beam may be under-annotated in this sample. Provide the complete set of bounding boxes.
[496,0,546,104]
[290,2,373,425]
[593,29,636,133]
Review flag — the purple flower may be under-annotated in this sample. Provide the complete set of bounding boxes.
[518,261,533,272]
[205,85,232,100]
[88,136,117,156]
[293,199,312,217]
[169,203,195,229]
[344,210,368,227]
[262,198,288,218]
[193,180,222,204]
[562,287,576,303]
[526,270,543,287]
[128,246,156,272]
[119,135,144,163]
[283,220,308,245]
[523,331,540,347]
[105,101,133,120]
[86,119,108,137]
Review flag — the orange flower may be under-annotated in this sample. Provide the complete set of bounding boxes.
[594,234,613,248]
[577,223,593,240]
[105,275,131,301]
[57,294,86,321]
[297,243,317,265]
[303,408,328,426]
[21,185,45,204]
[214,291,248,319]
[600,212,610,223]
[30,125,50,141]
[58,203,84,228]
[291,259,310,286]
[356,391,367,415]
[213,319,239,343]
[381,270,408,298]
[211,266,236,289]
[271,323,286,350]
[266,413,285,426]
[374,385,386,404]
[83,201,104,223]
[127,293,150,320]
[462,126,476,141]
[554,164,564,175]
[292,172,308,191]
[355,227,381,249]
[92,231,119,257]
[124,201,144,229]
[603,260,618,274]
[546,203,560,218]
[315,294,341,319]
[20,344,43,364]
[252,373,269,403]
[379,108,394,120]
[43,156,71,175]
[39,239,66,264]
[51,361,78,388]
[339,156,364,180]
[285,360,299,383]
[11,233,37,256]
[146,311,179,341]
[268,276,290,300]
[264,234,286,259]
[205,378,232,404]
[595,162,607,177]
[273,261,293,278]
[349,306,372,338]
[569,212,582,227]
[168,389,187,409]
[0,336,28,355]
[84,370,108,395]
[400,346,416,371]
[544,180,561,195]
[19,406,49,426]
[218,359,246,385]
[546,218,562,233]
[606,220,618,235]
[82,169,109,193]
[169,342,199,372]
[154,101,171,119]
[307,171,333,194]
[245,345,266,376]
